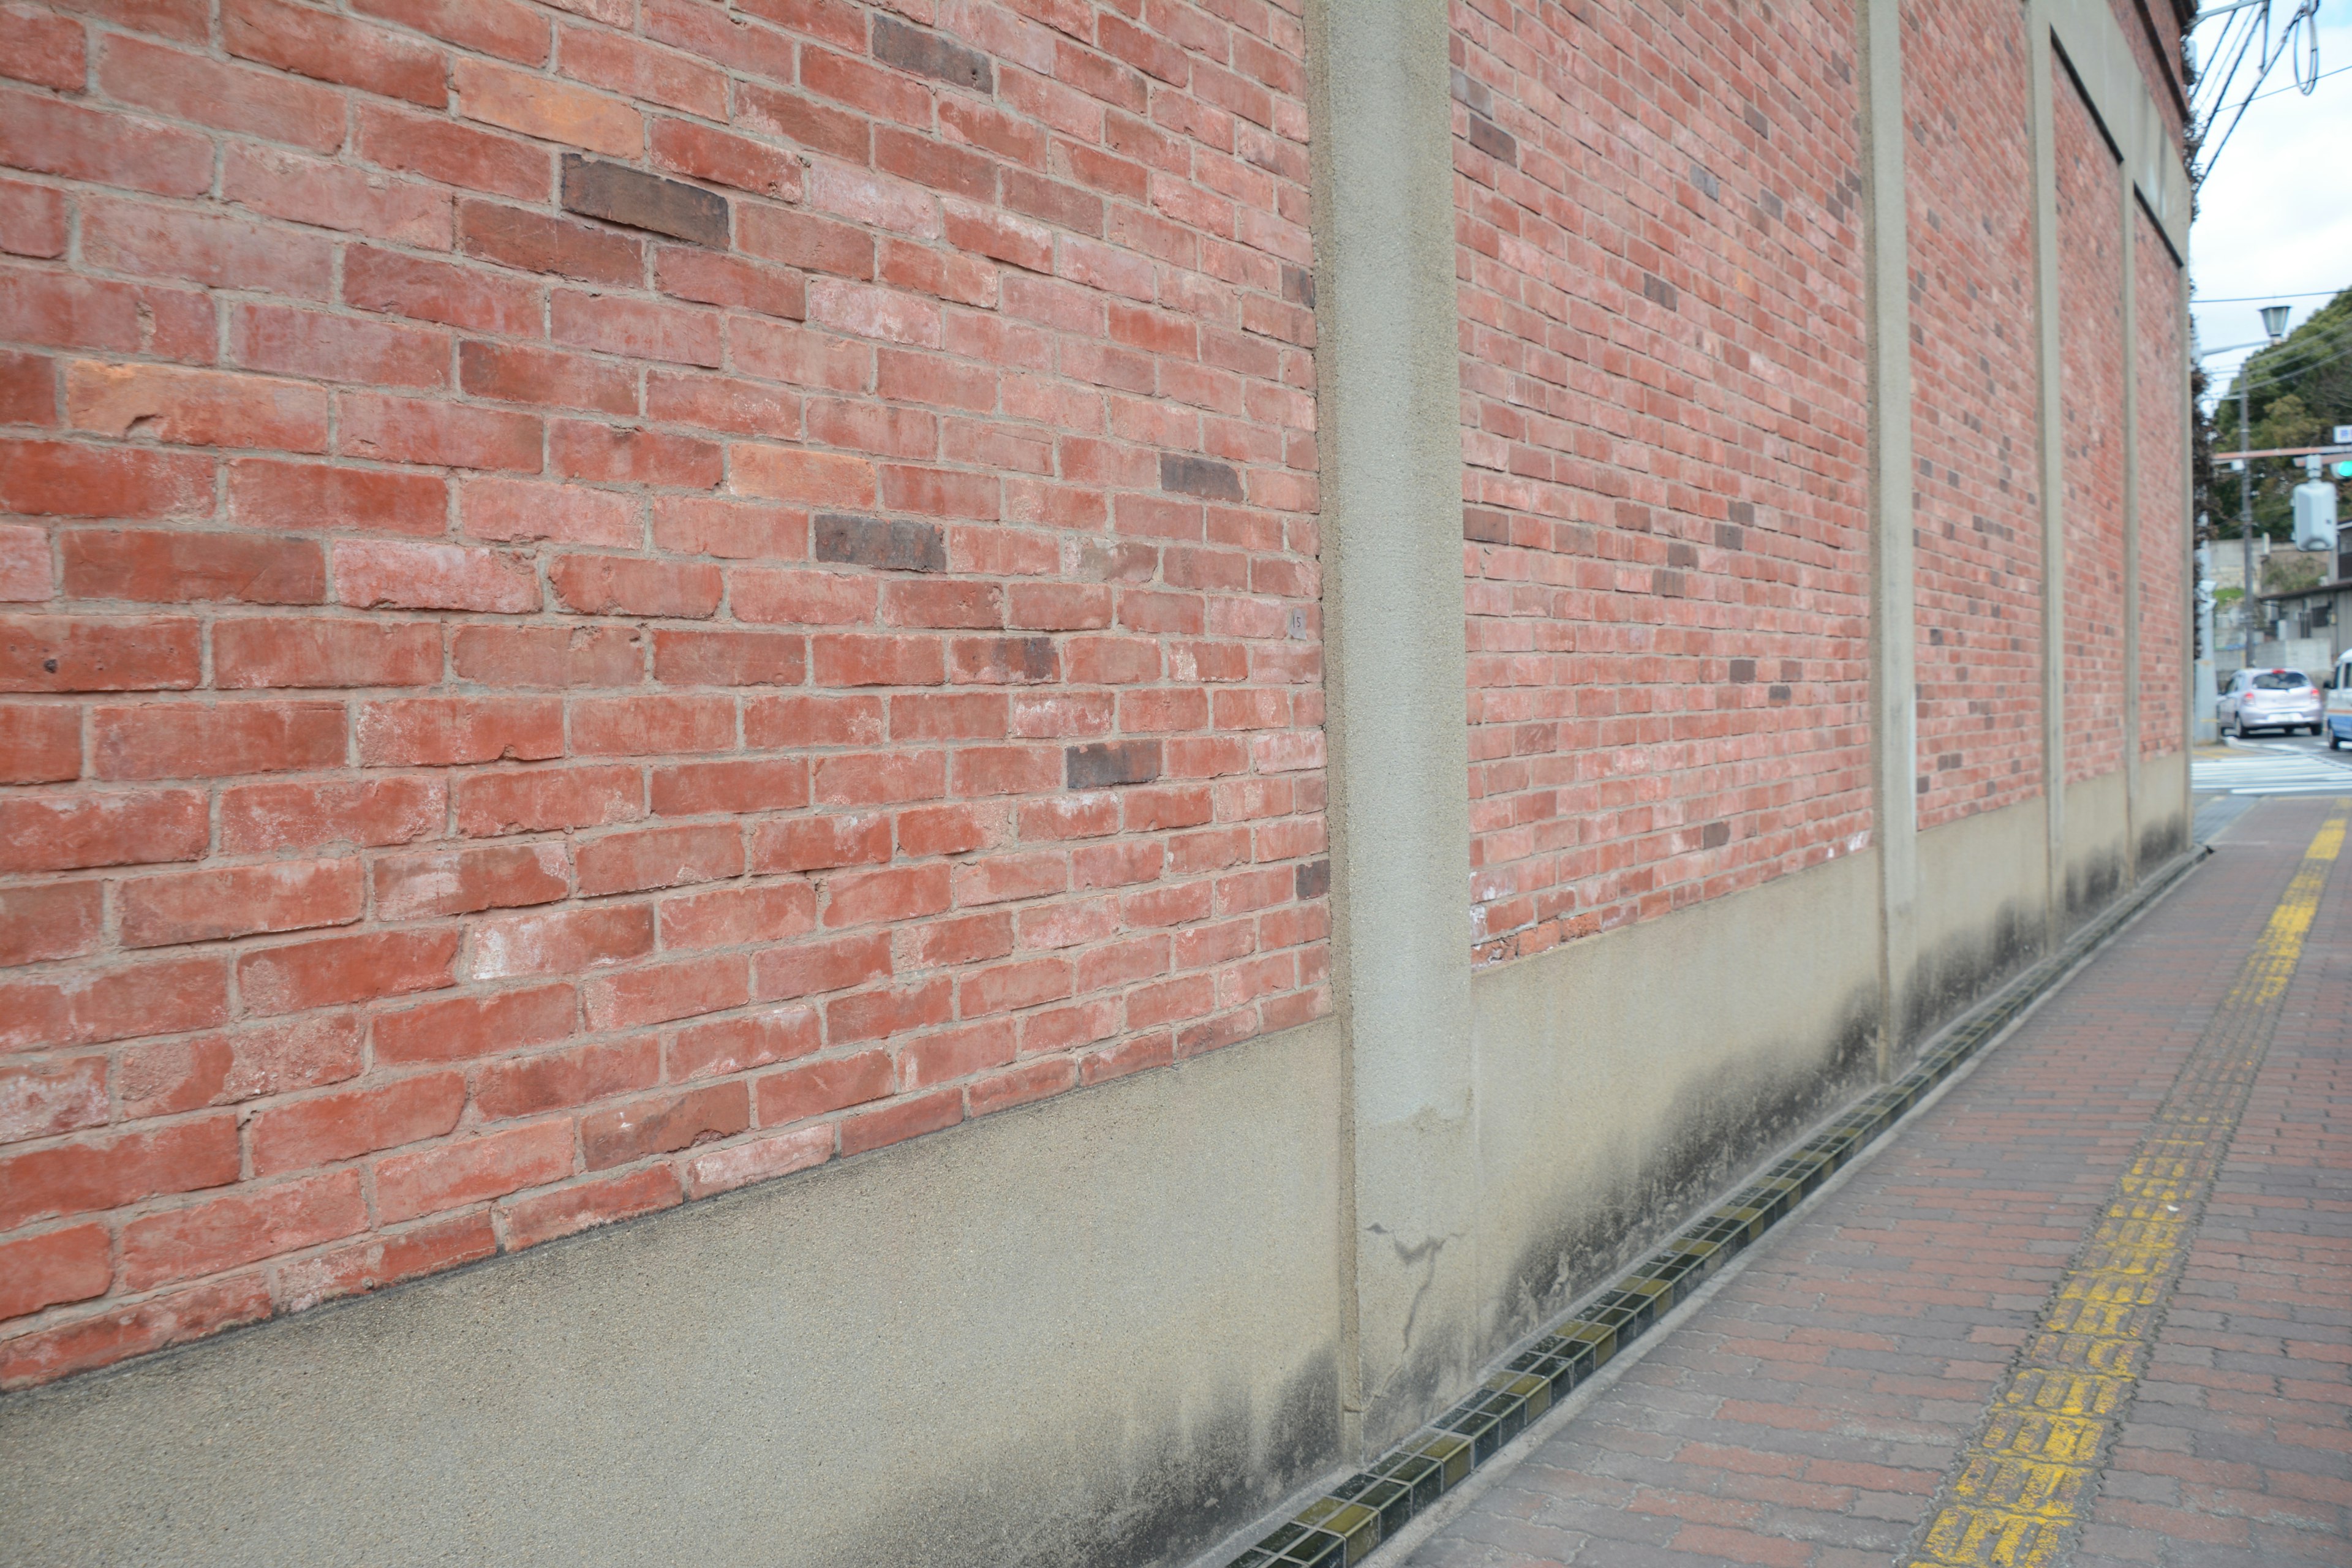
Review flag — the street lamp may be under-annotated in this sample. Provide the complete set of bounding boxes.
[2261,303,2291,339]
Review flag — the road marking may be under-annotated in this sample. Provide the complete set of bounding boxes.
[2190,743,2352,796]
[1903,805,2348,1568]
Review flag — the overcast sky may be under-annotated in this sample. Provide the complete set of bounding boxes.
[2190,2,2352,401]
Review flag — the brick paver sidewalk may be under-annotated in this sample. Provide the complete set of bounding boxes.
[1411,797,2352,1568]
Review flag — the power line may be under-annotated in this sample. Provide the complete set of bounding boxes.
[2195,288,2350,304]
[2244,59,2348,102]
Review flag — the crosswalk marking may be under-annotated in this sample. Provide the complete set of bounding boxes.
[2190,742,2352,796]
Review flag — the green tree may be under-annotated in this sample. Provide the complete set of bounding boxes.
[2208,288,2352,540]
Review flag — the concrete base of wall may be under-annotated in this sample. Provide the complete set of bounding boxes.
[0,1023,1346,1568]
[1910,797,2052,1046]
[2064,768,2133,924]
[1466,846,1885,1365]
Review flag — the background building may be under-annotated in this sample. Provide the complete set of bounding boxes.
[0,0,2195,1561]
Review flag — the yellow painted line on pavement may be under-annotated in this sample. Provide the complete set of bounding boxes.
[1905,805,2347,1568]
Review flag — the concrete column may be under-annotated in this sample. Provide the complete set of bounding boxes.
[2026,2,2069,937]
[1304,0,1480,1452]
[1857,0,1917,1057]
[2120,176,2141,881]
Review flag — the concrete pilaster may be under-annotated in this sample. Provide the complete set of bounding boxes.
[2120,175,2141,883]
[1858,0,1917,1057]
[2027,3,2070,937]
[1304,0,1480,1453]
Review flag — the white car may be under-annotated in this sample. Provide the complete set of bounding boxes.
[2218,667,2323,737]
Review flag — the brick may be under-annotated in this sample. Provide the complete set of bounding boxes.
[657,881,817,954]
[92,700,345,781]
[121,1170,368,1291]
[469,903,654,979]
[339,393,545,472]
[667,1003,819,1080]
[454,765,643,837]
[0,90,212,197]
[453,624,644,687]
[0,177,69,258]
[372,843,571,922]
[454,58,641,158]
[355,696,564,766]
[549,421,723,487]
[335,541,540,612]
[0,4,87,92]
[357,102,550,202]
[969,1056,1077,1117]
[579,1081,748,1170]
[0,879,103,967]
[581,951,747,1029]
[272,1209,497,1313]
[549,553,723,619]
[371,981,576,1065]
[551,290,722,368]
[571,693,736,756]
[345,247,537,337]
[0,1224,112,1324]
[470,1035,657,1119]
[227,459,450,538]
[813,512,947,573]
[561,153,728,247]
[0,265,209,360]
[238,928,457,1015]
[214,617,441,690]
[1066,739,1162,788]
[222,145,452,248]
[869,16,992,92]
[458,477,636,548]
[460,200,642,285]
[751,930,890,1000]
[99,34,346,151]
[118,1012,364,1117]
[838,1085,960,1156]
[246,1074,465,1178]
[119,858,364,948]
[753,1049,891,1125]
[574,822,742,897]
[82,200,336,298]
[501,1164,680,1248]
[649,118,799,201]
[0,1116,239,1232]
[0,351,55,429]
[372,1118,574,1224]
[458,341,636,417]
[232,303,450,390]
[352,0,549,67]
[650,628,804,687]
[219,776,443,853]
[649,757,810,817]
[222,0,448,108]
[729,445,879,511]
[560,27,726,121]
[0,439,211,519]
[680,1122,831,1197]
[0,1276,271,1390]
[0,615,199,692]
[0,1054,108,1141]
[653,249,806,321]
[63,531,325,606]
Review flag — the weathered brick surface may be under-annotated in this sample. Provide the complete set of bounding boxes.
[2136,214,2184,761]
[1411,799,2350,1567]
[0,0,1325,1385]
[1452,0,1874,965]
[1907,0,2045,830]
[2056,69,2126,787]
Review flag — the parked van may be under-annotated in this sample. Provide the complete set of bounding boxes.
[2331,652,2352,750]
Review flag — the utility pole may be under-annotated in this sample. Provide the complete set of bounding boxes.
[2242,377,2255,663]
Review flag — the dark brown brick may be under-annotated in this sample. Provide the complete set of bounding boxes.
[1158,453,1243,502]
[870,16,991,93]
[561,155,729,249]
[1065,741,1160,789]
[813,513,946,574]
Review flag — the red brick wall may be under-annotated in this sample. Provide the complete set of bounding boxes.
[0,0,1325,1387]
[1905,0,2045,830]
[2054,69,2124,787]
[2104,0,2185,142]
[1452,0,1874,965]
[2136,209,2184,758]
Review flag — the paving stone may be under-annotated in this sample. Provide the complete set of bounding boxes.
[1408,799,2352,1568]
